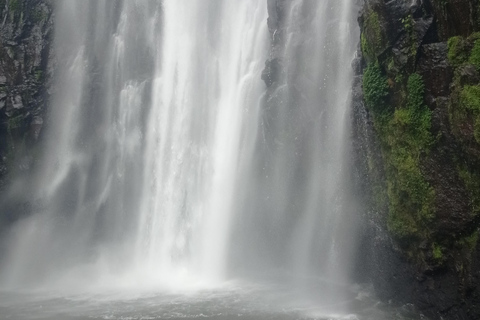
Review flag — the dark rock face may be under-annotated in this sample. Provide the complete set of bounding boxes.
[0,1,53,228]
[0,1,53,189]
[418,43,453,97]
[357,0,480,318]
[430,0,480,40]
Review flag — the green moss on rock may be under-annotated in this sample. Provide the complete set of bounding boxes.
[363,63,389,114]
[462,229,479,251]
[364,68,435,244]
[362,11,385,62]
[433,243,444,260]
[8,0,22,12]
[459,85,480,142]
[458,165,480,216]
[448,36,469,66]
[469,40,480,69]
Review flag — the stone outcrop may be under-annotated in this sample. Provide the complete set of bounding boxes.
[0,0,53,193]
[356,0,480,318]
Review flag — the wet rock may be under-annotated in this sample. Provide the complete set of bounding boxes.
[418,42,453,97]
[357,0,480,319]
[456,64,480,87]
[430,0,480,40]
[0,92,6,110]
[11,95,22,109]
[262,58,283,87]
[0,1,54,187]
[30,116,43,141]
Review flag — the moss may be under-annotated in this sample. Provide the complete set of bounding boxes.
[460,85,480,110]
[370,73,435,241]
[456,229,480,252]
[402,14,418,61]
[448,36,469,66]
[34,70,43,82]
[467,32,480,42]
[362,11,384,61]
[7,114,24,133]
[433,243,443,260]
[469,40,480,70]
[372,183,388,209]
[458,166,480,216]
[386,57,395,73]
[363,63,390,114]
[361,32,369,60]
[459,85,480,142]
[464,230,479,251]
[8,0,20,12]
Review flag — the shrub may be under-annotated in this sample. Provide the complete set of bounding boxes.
[469,40,480,69]
[448,36,469,66]
[363,63,389,114]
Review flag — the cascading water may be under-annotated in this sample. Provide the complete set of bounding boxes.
[2,0,271,289]
[0,1,419,319]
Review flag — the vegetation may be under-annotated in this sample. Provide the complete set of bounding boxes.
[363,63,389,114]
[364,64,435,243]
[458,229,480,252]
[359,2,480,311]
[361,11,383,62]
[459,85,480,142]
[469,40,480,69]
[35,70,43,82]
[8,0,21,12]
[448,36,468,66]
[458,165,480,217]
[385,74,434,240]
[432,243,444,260]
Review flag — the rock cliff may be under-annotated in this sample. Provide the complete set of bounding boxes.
[356,0,480,318]
[0,0,53,226]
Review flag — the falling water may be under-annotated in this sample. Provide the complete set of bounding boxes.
[0,1,420,319]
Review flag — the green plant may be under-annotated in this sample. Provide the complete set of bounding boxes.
[363,63,389,114]
[361,32,369,59]
[458,165,480,216]
[464,230,479,251]
[433,243,443,260]
[7,114,23,133]
[469,40,480,69]
[448,36,468,66]
[376,74,435,241]
[8,0,20,12]
[362,11,383,61]
[459,85,480,142]
[34,70,43,81]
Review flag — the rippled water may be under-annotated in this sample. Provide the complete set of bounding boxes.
[0,280,425,320]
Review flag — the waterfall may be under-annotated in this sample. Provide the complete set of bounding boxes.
[0,0,359,297]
